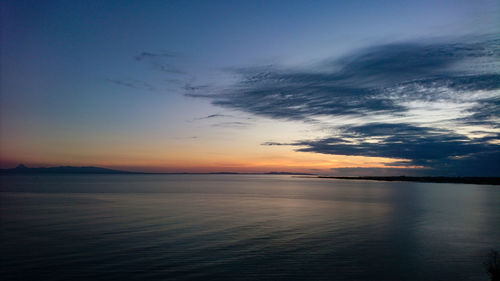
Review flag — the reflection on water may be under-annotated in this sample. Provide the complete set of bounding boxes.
[1,175,499,280]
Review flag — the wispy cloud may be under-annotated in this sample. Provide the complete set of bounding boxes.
[109,51,188,93]
[134,51,178,61]
[211,121,251,128]
[190,113,254,123]
[135,51,185,74]
[106,78,156,91]
[188,36,500,175]
[195,113,233,120]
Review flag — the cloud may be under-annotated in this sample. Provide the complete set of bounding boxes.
[134,51,178,61]
[285,123,500,176]
[106,78,156,91]
[189,38,499,120]
[196,113,233,120]
[211,121,251,128]
[189,36,500,175]
[135,51,184,74]
[190,113,254,122]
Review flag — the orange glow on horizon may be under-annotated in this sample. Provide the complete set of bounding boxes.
[0,128,418,174]
[1,151,418,174]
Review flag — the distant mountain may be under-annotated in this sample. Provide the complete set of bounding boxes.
[0,164,138,174]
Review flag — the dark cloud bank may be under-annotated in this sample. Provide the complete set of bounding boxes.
[188,36,500,176]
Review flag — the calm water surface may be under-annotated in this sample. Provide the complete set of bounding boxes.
[1,175,499,280]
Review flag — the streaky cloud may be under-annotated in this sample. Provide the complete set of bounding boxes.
[135,50,185,74]
[134,51,179,61]
[106,78,156,91]
[196,113,233,120]
[189,36,500,175]
[188,37,499,121]
[211,121,251,128]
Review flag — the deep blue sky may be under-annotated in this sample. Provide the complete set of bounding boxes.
[1,0,499,175]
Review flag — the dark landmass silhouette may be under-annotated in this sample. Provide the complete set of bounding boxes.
[319,176,500,185]
[0,164,314,175]
[0,164,141,174]
[169,171,314,175]
[2,165,498,184]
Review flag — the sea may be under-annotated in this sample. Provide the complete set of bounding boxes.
[1,174,499,280]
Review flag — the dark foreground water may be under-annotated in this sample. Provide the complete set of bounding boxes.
[1,175,499,280]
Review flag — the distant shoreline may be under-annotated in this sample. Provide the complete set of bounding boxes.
[0,165,313,176]
[1,165,499,185]
[317,176,500,186]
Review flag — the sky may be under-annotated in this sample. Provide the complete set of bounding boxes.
[1,0,499,175]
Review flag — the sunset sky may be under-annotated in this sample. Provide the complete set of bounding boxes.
[1,0,499,175]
